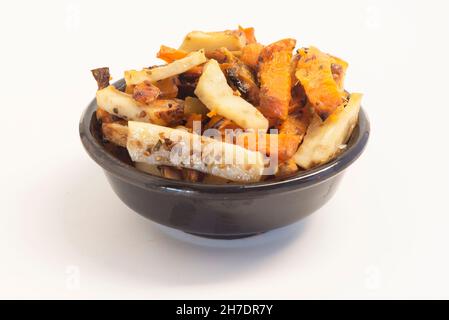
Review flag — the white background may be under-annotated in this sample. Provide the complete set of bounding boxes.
[1,0,448,299]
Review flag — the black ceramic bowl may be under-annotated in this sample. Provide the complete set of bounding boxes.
[80,80,369,239]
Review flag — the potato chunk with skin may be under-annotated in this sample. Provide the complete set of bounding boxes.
[179,30,246,53]
[96,86,184,126]
[295,47,346,120]
[194,59,269,131]
[294,93,362,169]
[258,39,296,124]
[125,50,207,85]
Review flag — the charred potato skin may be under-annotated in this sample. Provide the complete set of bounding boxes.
[224,62,260,105]
[91,67,111,90]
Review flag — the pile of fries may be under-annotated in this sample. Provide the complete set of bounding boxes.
[92,26,362,184]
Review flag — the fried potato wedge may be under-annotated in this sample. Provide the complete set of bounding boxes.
[96,86,184,126]
[179,30,246,53]
[258,39,296,124]
[127,121,265,182]
[295,47,346,120]
[194,59,268,131]
[125,50,207,85]
[294,93,362,169]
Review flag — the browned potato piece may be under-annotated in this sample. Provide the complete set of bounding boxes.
[102,122,128,147]
[153,77,179,99]
[149,99,185,126]
[132,81,160,104]
[96,107,116,124]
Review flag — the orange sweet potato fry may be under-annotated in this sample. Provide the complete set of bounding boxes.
[295,47,345,120]
[279,106,311,142]
[258,39,296,125]
[238,132,300,162]
[157,45,188,63]
[239,26,257,44]
[240,43,264,70]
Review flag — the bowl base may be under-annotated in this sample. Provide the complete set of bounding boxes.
[185,232,264,240]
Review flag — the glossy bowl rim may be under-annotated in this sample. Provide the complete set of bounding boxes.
[80,79,370,194]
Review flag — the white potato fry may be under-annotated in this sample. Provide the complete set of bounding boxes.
[127,121,265,182]
[179,30,246,53]
[125,50,206,86]
[194,59,269,131]
[294,93,362,169]
[96,86,184,126]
